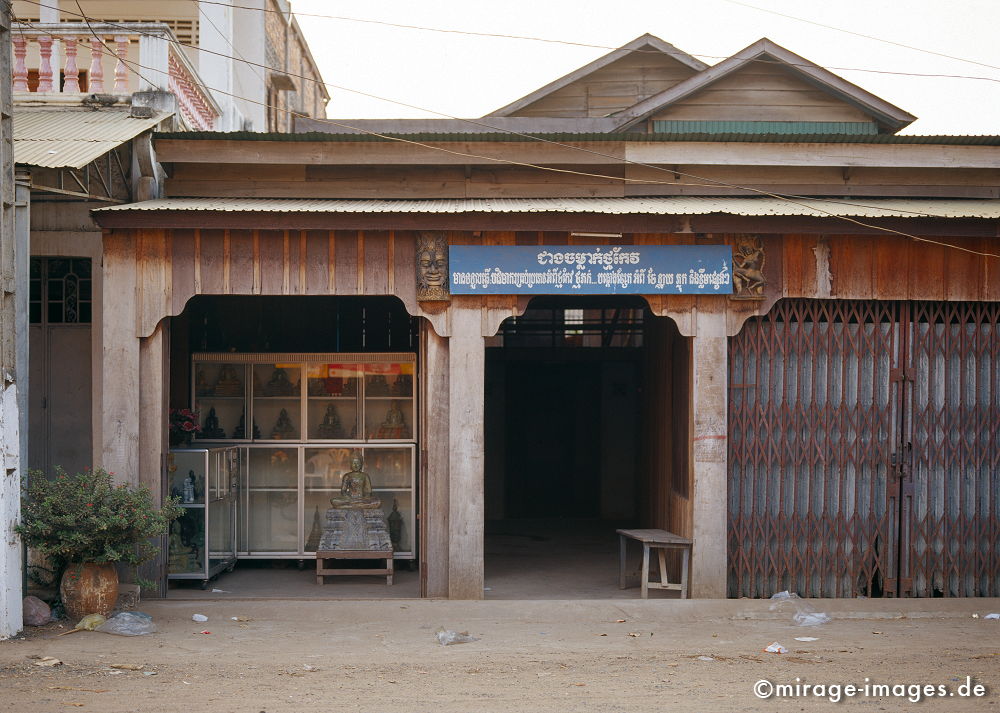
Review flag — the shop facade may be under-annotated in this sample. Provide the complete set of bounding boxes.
[79,33,1000,599]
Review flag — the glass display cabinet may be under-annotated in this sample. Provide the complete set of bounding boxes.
[167,447,240,588]
[190,353,417,560]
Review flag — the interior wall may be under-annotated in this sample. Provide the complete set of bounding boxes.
[640,313,692,536]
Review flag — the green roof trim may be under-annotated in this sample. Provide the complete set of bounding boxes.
[651,120,878,135]
[153,130,1000,146]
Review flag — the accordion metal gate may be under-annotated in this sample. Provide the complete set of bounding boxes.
[728,299,1000,598]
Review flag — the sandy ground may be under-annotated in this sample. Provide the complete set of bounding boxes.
[1,598,999,713]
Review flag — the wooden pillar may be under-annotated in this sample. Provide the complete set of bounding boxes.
[447,305,485,599]
[690,305,728,598]
[137,321,169,596]
[100,232,140,484]
[421,322,450,597]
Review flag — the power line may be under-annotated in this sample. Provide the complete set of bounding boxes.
[12,8,1000,260]
[29,0,1000,86]
[716,0,1000,72]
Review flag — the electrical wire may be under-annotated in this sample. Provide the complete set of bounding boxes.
[29,0,1000,86]
[12,7,1000,260]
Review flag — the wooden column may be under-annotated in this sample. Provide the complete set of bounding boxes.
[137,321,169,596]
[100,232,140,484]
[421,323,450,597]
[447,304,485,599]
[690,304,728,598]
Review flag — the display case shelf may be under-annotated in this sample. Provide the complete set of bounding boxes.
[190,353,418,561]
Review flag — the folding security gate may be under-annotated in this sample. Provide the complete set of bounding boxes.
[728,299,1000,598]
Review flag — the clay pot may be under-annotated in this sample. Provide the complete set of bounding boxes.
[60,563,119,620]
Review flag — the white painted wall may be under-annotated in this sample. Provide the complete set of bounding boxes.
[230,0,267,131]
[0,384,23,639]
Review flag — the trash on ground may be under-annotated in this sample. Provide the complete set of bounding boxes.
[58,613,106,636]
[436,628,478,645]
[192,614,208,622]
[211,589,229,593]
[615,619,626,623]
[198,630,211,635]
[33,656,63,667]
[302,664,319,672]
[697,655,715,661]
[143,671,158,676]
[230,616,253,622]
[764,642,788,654]
[984,613,1000,620]
[795,636,819,642]
[22,596,52,627]
[627,632,640,637]
[109,664,144,671]
[769,591,831,626]
[97,612,157,636]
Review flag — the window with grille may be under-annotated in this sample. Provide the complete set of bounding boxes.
[30,257,92,325]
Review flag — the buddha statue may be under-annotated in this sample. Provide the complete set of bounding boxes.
[366,374,390,396]
[315,403,345,439]
[168,520,198,573]
[233,414,261,440]
[263,367,296,396]
[195,369,211,397]
[388,498,403,551]
[213,364,244,397]
[391,374,413,397]
[329,456,381,509]
[375,400,409,439]
[270,408,296,439]
[201,406,226,439]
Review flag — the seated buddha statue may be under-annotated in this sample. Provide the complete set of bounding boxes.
[315,403,345,439]
[375,400,409,439]
[329,456,381,510]
[270,408,296,439]
[213,364,243,397]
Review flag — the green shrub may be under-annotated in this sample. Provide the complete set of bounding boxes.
[16,467,183,571]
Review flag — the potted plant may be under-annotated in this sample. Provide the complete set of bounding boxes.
[16,467,183,620]
[169,408,201,447]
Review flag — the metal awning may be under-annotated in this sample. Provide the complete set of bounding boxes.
[93,197,1000,219]
[15,106,171,169]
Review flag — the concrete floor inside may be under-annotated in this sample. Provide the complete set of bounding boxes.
[167,519,676,600]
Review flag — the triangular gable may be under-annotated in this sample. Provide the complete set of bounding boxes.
[611,38,916,133]
[488,34,707,118]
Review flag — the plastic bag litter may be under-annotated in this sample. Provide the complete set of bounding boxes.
[985,613,1000,620]
[764,642,788,654]
[75,614,107,631]
[192,614,208,622]
[435,628,478,646]
[97,612,157,636]
[769,591,831,626]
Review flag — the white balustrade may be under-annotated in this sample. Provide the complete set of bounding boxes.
[11,22,221,130]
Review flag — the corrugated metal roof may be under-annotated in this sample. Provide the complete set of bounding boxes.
[651,120,879,135]
[15,106,171,168]
[154,130,1000,145]
[93,197,1000,219]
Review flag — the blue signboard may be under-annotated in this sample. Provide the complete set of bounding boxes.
[449,245,733,295]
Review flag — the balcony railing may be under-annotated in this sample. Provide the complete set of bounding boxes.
[12,22,222,131]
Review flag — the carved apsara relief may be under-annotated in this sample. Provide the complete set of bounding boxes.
[730,235,767,300]
[416,231,450,302]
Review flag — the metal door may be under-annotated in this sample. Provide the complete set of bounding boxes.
[728,299,1000,598]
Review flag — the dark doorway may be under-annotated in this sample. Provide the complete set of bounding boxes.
[503,360,602,518]
[484,297,689,598]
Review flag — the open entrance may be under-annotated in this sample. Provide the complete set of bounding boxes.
[484,297,691,598]
[166,295,422,598]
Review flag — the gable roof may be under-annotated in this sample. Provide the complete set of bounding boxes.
[488,33,708,117]
[610,38,916,133]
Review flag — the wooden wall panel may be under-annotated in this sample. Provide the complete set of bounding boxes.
[333,230,358,294]
[363,231,390,295]
[392,231,416,302]
[259,230,285,294]
[229,229,254,296]
[171,229,196,315]
[872,235,910,300]
[304,230,328,295]
[199,229,225,293]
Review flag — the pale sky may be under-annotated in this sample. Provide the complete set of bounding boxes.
[290,0,1000,135]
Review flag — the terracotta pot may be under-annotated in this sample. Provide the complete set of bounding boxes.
[60,562,119,620]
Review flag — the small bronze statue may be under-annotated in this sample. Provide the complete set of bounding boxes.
[201,406,226,439]
[315,403,346,439]
[233,414,261,440]
[329,456,381,509]
[270,408,297,439]
[263,367,296,396]
[213,364,244,396]
[366,374,390,396]
[375,400,409,439]
[391,374,413,397]
[388,498,403,551]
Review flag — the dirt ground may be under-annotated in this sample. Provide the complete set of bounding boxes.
[1,598,998,713]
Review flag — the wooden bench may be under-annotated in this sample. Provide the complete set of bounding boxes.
[616,529,692,599]
[315,550,394,585]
